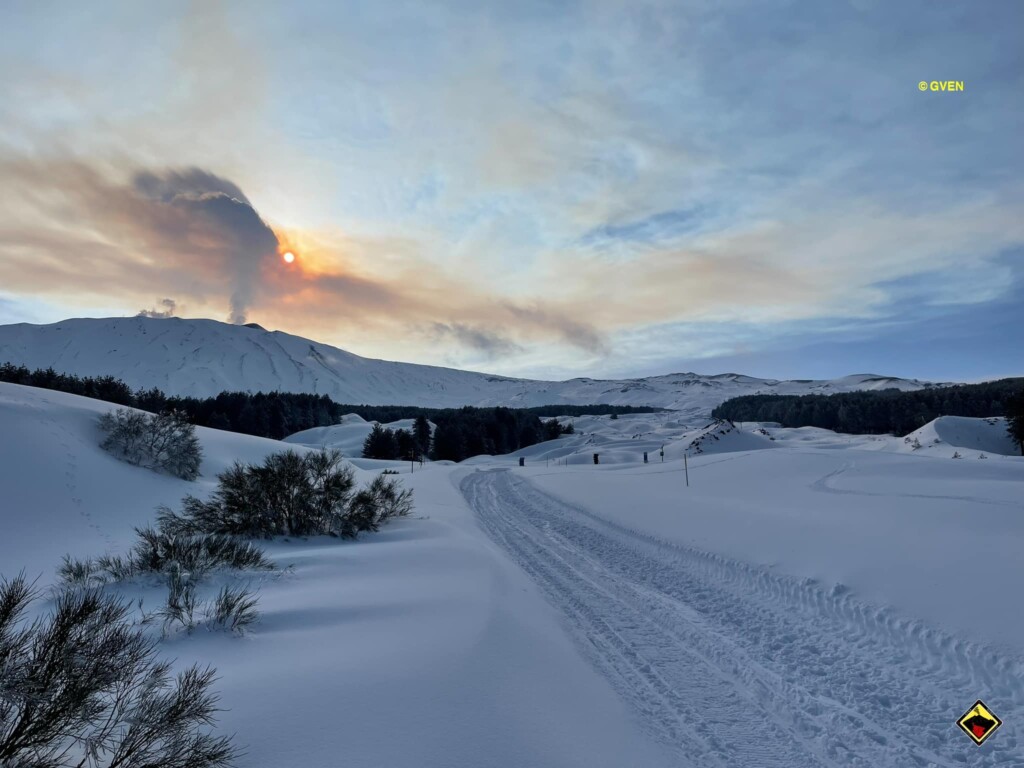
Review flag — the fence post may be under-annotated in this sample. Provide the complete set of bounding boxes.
[643,451,648,463]
[684,453,689,487]
[593,453,600,465]
[519,456,525,467]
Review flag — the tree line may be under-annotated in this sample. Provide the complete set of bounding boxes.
[362,410,574,462]
[0,362,633,448]
[712,378,1024,451]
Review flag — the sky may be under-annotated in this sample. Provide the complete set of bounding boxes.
[0,0,1021,382]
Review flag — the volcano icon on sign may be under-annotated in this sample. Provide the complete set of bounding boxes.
[956,700,1002,746]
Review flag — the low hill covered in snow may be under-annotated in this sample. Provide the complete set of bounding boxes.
[0,317,938,417]
[899,415,1019,457]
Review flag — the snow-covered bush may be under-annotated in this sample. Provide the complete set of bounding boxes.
[208,584,260,633]
[132,526,274,577]
[155,573,260,636]
[99,408,202,480]
[343,474,413,536]
[157,449,412,539]
[159,565,202,633]
[59,529,273,587]
[0,575,236,767]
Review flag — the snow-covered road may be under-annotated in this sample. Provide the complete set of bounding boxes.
[461,468,1022,768]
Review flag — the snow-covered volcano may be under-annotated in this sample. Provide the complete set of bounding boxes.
[0,316,939,416]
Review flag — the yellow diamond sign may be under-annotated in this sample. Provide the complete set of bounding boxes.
[956,700,1002,746]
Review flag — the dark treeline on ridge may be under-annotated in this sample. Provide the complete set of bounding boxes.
[0,363,650,453]
[713,379,1024,446]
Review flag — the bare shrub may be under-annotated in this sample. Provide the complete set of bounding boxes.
[158,566,202,634]
[208,585,260,634]
[58,530,273,589]
[99,408,203,480]
[162,450,363,538]
[0,574,236,767]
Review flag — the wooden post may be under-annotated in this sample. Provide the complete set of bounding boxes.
[684,453,689,487]
[643,451,648,463]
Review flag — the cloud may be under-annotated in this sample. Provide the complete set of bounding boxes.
[133,168,252,206]
[0,161,280,325]
[137,298,178,319]
[501,304,609,356]
[579,208,706,247]
[430,323,523,358]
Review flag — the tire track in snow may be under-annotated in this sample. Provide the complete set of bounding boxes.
[461,469,1023,768]
[810,463,1023,509]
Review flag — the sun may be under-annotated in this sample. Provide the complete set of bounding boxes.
[282,251,296,264]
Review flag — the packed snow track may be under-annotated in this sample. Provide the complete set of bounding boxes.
[461,469,1022,768]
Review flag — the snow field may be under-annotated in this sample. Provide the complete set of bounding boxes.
[0,382,672,768]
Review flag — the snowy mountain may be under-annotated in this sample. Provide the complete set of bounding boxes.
[0,317,940,416]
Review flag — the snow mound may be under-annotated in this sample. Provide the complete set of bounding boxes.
[284,416,419,458]
[685,420,777,456]
[900,416,1018,458]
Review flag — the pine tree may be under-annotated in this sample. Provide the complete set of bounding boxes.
[395,428,416,460]
[362,424,398,459]
[1007,389,1024,455]
[413,414,431,456]
[430,424,464,462]
[542,419,564,441]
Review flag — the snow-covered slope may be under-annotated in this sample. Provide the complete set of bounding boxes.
[0,316,938,416]
[0,382,672,768]
[899,415,1019,457]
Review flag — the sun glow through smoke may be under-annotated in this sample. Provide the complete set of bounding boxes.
[282,251,295,264]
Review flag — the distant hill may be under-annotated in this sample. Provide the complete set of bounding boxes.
[0,316,940,418]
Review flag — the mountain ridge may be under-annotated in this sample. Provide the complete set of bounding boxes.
[0,316,944,418]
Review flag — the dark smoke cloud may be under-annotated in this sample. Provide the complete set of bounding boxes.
[502,303,609,355]
[137,298,178,318]
[131,167,279,324]
[430,322,523,358]
[133,168,252,206]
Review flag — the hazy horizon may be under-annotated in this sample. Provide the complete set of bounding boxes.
[2,312,1020,385]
